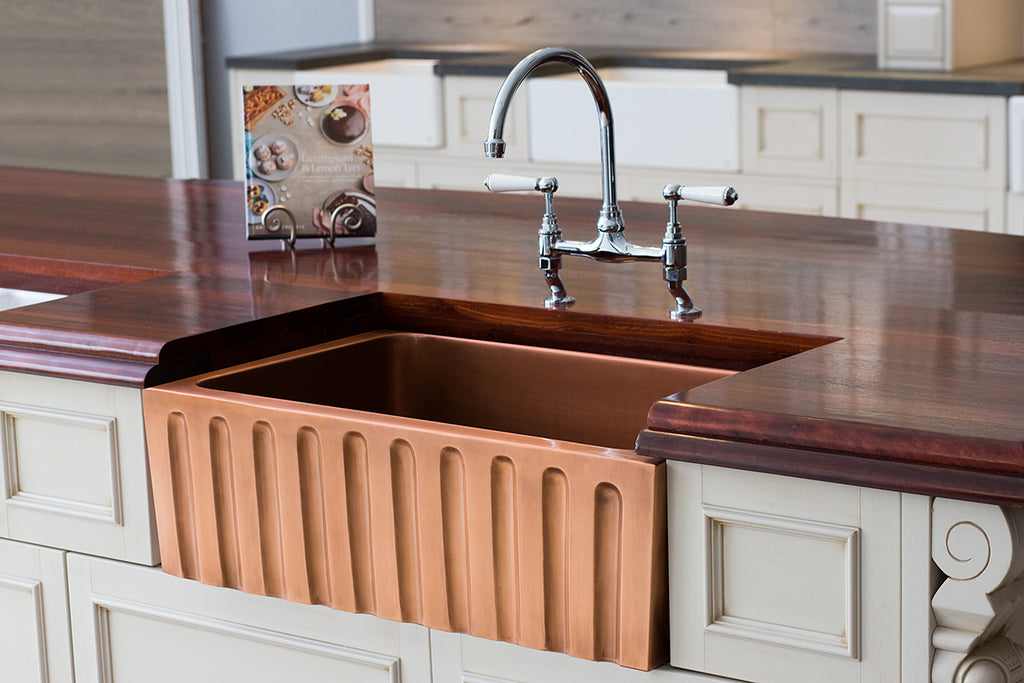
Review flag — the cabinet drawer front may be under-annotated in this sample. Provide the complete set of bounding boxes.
[740,86,838,179]
[0,372,157,564]
[67,553,432,683]
[840,180,1005,232]
[733,174,838,217]
[841,91,1006,189]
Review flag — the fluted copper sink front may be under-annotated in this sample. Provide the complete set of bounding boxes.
[143,329,736,670]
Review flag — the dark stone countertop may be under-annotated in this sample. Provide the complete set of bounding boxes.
[225,41,1024,96]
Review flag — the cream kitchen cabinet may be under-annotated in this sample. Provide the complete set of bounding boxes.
[837,90,1007,230]
[0,536,74,683]
[1004,192,1024,235]
[430,629,729,683]
[839,90,1006,189]
[736,85,842,216]
[667,462,934,683]
[67,552,433,683]
[840,179,1006,231]
[436,77,1012,232]
[740,86,839,181]
[0,370,159,565]
[877,0,1024,71]
[444,75,530,162]
[740,85,1010,230]
[727,175,839,216]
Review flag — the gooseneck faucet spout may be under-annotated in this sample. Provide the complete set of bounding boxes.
[485,47,623,234]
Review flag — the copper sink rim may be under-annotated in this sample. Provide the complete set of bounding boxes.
[169,328,733,457]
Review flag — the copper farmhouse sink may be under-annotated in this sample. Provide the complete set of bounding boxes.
[143,328,736,670]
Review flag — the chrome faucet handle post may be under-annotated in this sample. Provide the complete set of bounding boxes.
[661,185,706,321]
[658,184,737,320]
[484,174,574,307]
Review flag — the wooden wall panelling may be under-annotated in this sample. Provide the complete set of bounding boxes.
[374,0,876,54]
[0,0,171,177]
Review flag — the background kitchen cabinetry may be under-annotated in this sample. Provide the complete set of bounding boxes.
[839,90,1006,231]
[229,65,1016,233]
[877,0,1023,71]
[742,85,1009,230]
[840,180,1006,231]
[737,86,840,216]
[1005,192,1024,235]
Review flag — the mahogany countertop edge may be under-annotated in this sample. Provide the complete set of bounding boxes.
[0,167,1021,504]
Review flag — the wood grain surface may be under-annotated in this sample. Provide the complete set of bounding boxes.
[374,0,876,54]
[0,0,171,176]
[0,166,1021,504]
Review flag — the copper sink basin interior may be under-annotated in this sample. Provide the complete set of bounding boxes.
[199,330,735,449]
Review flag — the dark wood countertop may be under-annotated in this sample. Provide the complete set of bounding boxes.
[2,167,1022,504]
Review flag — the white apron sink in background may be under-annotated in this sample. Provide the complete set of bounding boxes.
[527,67,739,171]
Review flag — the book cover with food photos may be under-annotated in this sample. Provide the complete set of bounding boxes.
[243,84,376,241]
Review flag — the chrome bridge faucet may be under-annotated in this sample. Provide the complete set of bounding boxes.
[483,47,738,320]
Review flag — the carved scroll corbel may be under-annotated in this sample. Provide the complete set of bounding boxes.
[932,498,1024,683]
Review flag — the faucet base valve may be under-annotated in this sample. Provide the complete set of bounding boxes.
[670,303,702,321]
[540,254,574,306]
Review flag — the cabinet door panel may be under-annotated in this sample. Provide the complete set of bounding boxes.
[668,462,903,683]
[0,537,73,683]
[740,86,838,179]
[68,553,431,683]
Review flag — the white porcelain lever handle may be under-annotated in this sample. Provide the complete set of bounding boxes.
[484,174,557,193]
[684,186,739,206]
[664,185,738,206]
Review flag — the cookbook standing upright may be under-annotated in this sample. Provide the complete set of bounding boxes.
[243,83,376,244]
